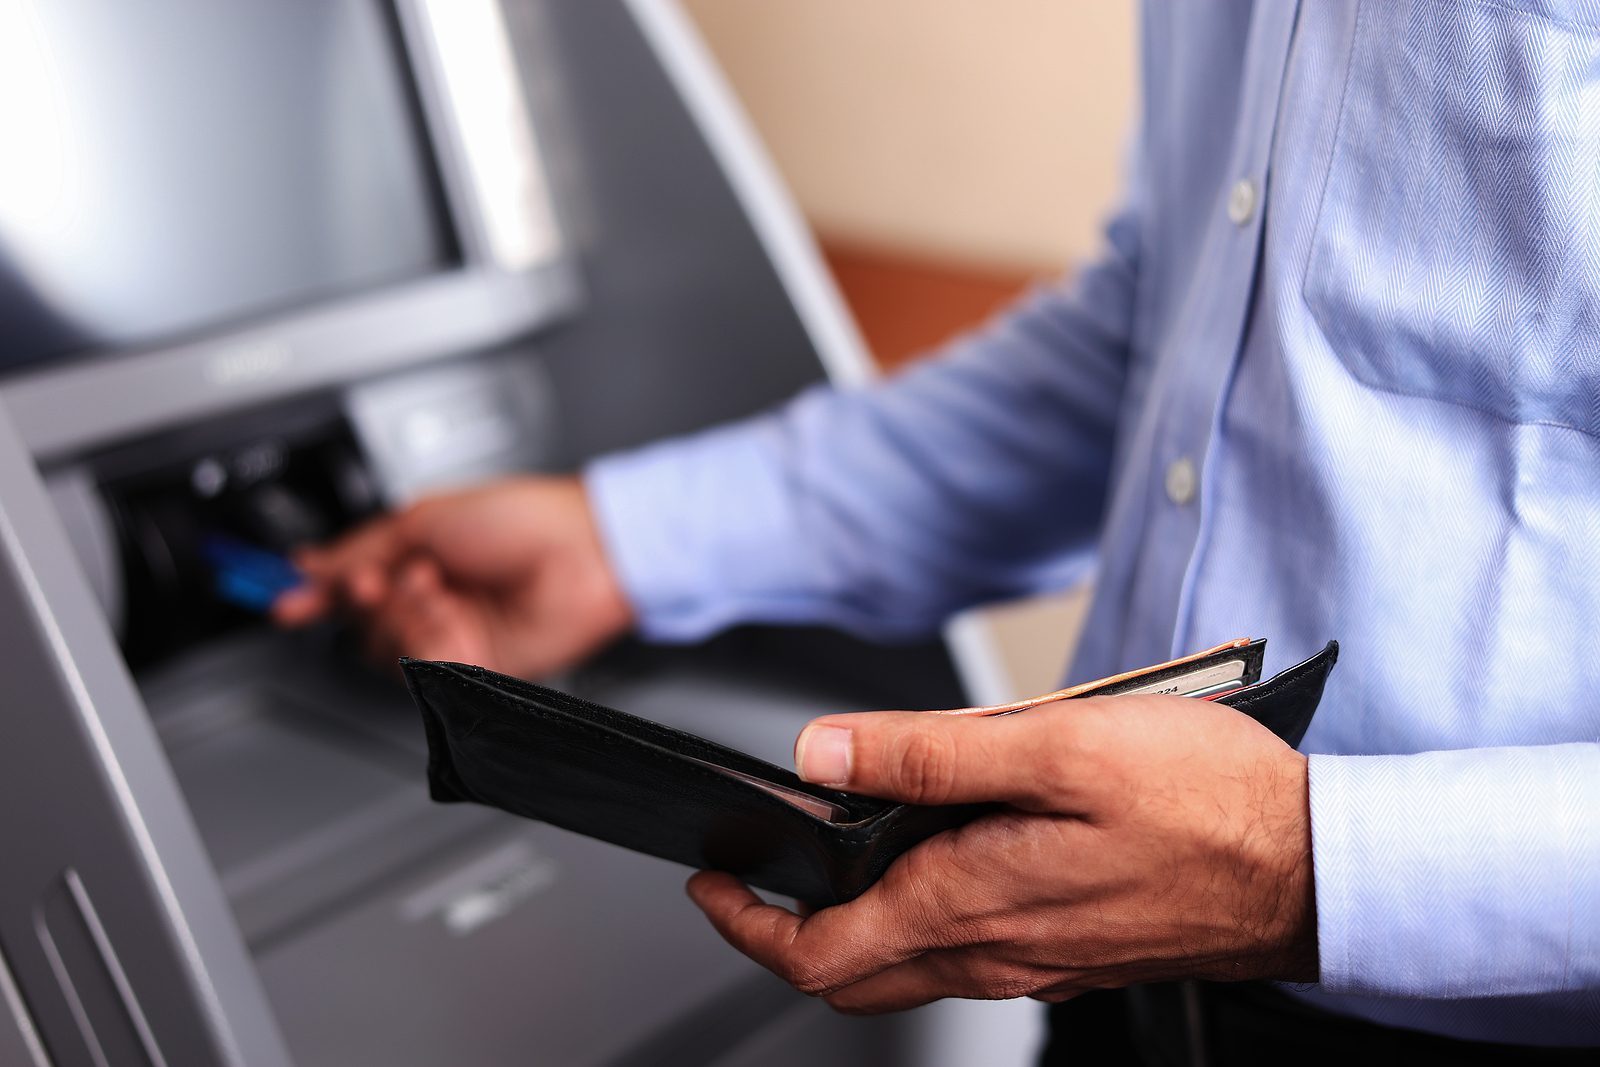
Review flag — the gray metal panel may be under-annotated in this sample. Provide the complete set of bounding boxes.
[394,0,567,273]
[622,0,873,391]
[0,945,51,1067]
[521,0,848,462]
[708,998,906,1067]
[4,264,579,465]
[253,823,770,1067]
[0,399,290,1067]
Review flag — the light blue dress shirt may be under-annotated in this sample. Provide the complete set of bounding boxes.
[588,0,1600,1046]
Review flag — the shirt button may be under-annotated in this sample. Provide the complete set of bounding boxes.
[1165,456,1196,505]
[1227,178,1256,226]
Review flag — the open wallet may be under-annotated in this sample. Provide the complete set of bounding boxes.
[404,638,1338,907]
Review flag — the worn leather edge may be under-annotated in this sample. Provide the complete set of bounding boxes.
[1215,640,1339,749]
[404,658,477,805]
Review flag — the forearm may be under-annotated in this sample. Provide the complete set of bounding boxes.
[585,321,1118,642]
[1309,742,1600,998]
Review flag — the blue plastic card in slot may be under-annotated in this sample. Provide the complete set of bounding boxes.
[200,532,304,613]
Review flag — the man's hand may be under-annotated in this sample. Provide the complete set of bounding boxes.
[272,476,633,678]
[687,694,1317,1013]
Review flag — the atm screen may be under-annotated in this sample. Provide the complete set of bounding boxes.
[0,0,457,373]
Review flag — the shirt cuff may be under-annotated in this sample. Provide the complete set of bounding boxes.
[1309,744,1600,998]
[583,414,821,643]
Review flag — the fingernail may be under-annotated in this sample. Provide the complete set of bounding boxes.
[796,724,851,786]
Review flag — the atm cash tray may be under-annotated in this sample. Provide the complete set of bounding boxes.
[137,628,903,1067]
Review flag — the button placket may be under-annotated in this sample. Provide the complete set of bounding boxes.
[1131,1,1301,663]
[1158,162,1272,521]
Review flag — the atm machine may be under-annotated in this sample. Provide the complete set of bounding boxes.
[0,2,979,1065]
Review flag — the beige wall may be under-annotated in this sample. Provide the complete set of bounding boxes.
[679,1,1138,700]
[681,0,1139,272]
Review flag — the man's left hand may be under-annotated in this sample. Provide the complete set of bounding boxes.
[686,694,1318,1013]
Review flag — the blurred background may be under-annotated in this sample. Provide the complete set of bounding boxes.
[685,0,1139,704]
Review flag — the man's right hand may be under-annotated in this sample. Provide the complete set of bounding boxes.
[271,475,633,679]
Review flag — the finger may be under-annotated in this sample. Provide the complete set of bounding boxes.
[291,511,415,603]
[383,558,494,665]
[685,872,925,997]
[686,872,809,981]
[821,957,955,1015]
[270,582,328,626]
[346,560,437,667]
[339,560,386,608]
[792,707,1078,807]
[822,951,1037,1015]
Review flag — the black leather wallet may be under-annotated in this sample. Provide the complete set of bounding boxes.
[404,639,1337,907]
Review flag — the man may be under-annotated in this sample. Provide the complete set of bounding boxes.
[277,1,1600,1061]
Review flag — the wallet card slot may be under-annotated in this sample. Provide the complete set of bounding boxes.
[1112,659,1245,697]
[682,757,848,822]
[929,639,1266,717]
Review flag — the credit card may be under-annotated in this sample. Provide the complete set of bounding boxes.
[1116,659,1245,697]
[199,532,305,613]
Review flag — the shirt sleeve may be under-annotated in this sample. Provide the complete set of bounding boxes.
[583,208,1140,644]
[1309,743,1600,997]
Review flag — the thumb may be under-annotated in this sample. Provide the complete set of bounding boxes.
[793,709,1063,807]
